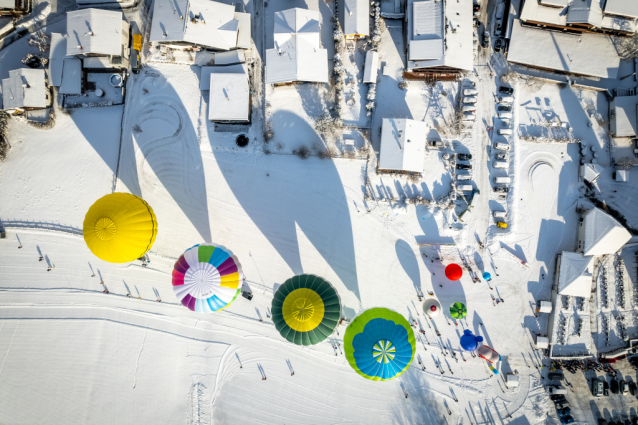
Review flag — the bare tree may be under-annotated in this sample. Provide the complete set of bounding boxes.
[616,34,638,59]
[618,157,634,170]
[293,145,311,159]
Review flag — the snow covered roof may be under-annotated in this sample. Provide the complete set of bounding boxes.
[539,0,569,7]
[407,0,472,71]
[208,70,249,122]
[616,169,629,182]
[536,336,549,349]
[59,58,82,95]
[363,50,378,83]
[583,207,631,256]
[566,0,603,27]
[379,119,427,173]
[49,33,67,87]
[340,0,369,36]
[66,9,124,56]
[215,50,245,65]
[2,69,47,110]
[150,0,249,51]
[580,163,604,182]
[265,8,328,84]
[520,0,637,32]
[604,0,638,19]
[539,301,553,313]
[507,20,620,79]
[611,95,638,137]
[0,0,15,9]
[558,252,594,297]
[199,64,246,90]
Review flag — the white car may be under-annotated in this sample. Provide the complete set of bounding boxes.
[493,210,507,218]
[463,96,478,104]
[493,142,510,151]
[498,96,514,104]
[462,105,477,112]
[463,113,476,121]
[456,174,472,181]
[493,161,509,169]
[498,112,513,119]
[456,184,474,192]
[493,177,511,184]
[463,89,478,96]
[497,128,512,135]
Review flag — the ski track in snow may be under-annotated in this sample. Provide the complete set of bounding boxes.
[132,330,146,389]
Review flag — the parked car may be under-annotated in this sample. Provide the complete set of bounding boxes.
[497,105,511,112]
[560,416,574,424]
[493,177,511,184]
[458,153,472,161]
[463,113,476,121]
[482,31,490,48]
[496,221,508,229]
[593,379,604,397]
[621,380,629,394]
[629,381,636,395]
[456,163,472,170]
[611,379,619,394]
[428,140,444,147]
[493,142,510,151]
[494,38,503,53]
[497,128,512,135]
[495,20,503,36]
[456,174,472,181]
[493,186,509,193]
[463,96,478,104]
[495,153,507,161]
[555,401,570,410]
[462,105,477,112]
[548,372,563,381]
[548,386,568,395]
[499,86,514,95]
[493,210,507,218]
[463,89,478,96]
[456,184,474,192]
[550,394,566,402]
[498,95,514,104]
[498,112,513,120]
[557,408,572,417]
[473,4,480,16]
[493,161,508,169]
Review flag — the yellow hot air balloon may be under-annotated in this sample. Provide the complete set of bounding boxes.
[83,193,158,263]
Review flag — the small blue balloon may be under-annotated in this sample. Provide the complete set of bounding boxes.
[483,272,491,280]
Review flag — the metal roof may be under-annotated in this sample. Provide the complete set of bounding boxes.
[59,58,82,95]
[566,0,603,27]
[378,118,427,173]
[507,20,620,79]
[583,207,631,256]
[66,9,124,56]
[604,0,638,18]
[363,50,378,83]
[0,0,15,9]
[199,63,246,90]
[149,0,246,50]
[2,68,46,110]
[208,70,249,121]
[611,95,638,137]
[557,252,594,298]
[266,8,328,84]
[340,0,369,36]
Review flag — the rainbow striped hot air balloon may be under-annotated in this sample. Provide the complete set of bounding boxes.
[172,244,243,313]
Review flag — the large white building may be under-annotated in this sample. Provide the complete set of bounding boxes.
[406,0,473,75]
[378,118,427,173]
[1,69,48,112]
[578,207,632,256]
[149,0,251,51]
[64,9,130,70]
[557,252,594,298]
[266,8,328,84]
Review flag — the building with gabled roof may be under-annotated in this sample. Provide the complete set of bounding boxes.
[578,207,632,256]
[339,0,369,39]
[378,118,426,173]
[406,0,473,76]
[65,9,130,70]
[1,69,49,112]
[557,252,594,298]
[266,8,328,84]
[150,0,251,51]
[579,163,604,183]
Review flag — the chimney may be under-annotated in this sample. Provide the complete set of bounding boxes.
[88,31,94,36]
[77,45,83,49]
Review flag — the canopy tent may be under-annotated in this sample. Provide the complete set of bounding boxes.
[83,193,157,263]
[422,298,441,317]
[172,244,243,313]
[583,207,631,256]
[537,301,552,313]
[536,335,549,349]
[271,274,341,346]
[344,308,415,381]
[558,252,594,298]
[506,374,520,387]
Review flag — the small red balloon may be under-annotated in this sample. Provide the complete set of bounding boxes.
[445,263,463,281]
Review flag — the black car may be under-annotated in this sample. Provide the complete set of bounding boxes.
[456,163,472,170]
[493,186,509,193]
[497,105,511,112]
[473,4,480,16]
[611,379,619,394]
[499,86,514,95]
[629,381,637,395]
[550,394,566,402]
[494,38,503,53]
[458,153,472,161]
[548,372,564,381]
[482,32,490,48]
[495,153,507,161]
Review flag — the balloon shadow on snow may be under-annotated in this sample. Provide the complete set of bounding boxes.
[115,68,212,243]
[207,110,360,303]
[395,239,422,298]
[390,367,453,424]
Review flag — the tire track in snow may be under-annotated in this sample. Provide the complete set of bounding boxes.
[132,330,146,389]
[0,322,17,378]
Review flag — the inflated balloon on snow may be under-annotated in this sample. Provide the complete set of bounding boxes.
[422,298,441,318]
[445,263,463,281]
[483,272,492,281]
[83,193,158,263]
[460,329,483,351]
[449,302,467,319]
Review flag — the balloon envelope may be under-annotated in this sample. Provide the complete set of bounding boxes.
[449,302,467,319]
[344,308,415,381]
[483,272,491,280]
[271,275,341,346]
[445,263,463,281]
[83,193,157,263]
[172,244,243,313]
[422,298,441,317]
[460,329,483,351]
